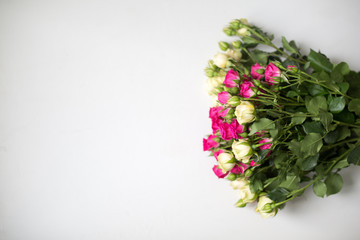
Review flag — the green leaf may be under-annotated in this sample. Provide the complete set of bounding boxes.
[348,146,360,165]
[325,173,343,196]
[333,109,355,124]
[249,172,266,193]
[346,71,360,98]
[248,49,268,65]
[331,70,344,83]
[333,159,349,169]
[286,90,299,98]
[308,49,332,73]
[307,84,328,96]
[319,111,333,132]
[242,36,259,45]
[253,149,270,163]
[288,139,302,158]
[302,121,325,135]
[279,174,300,191]
[337,126,351,141]
[269,129,279,139]
[348,99,360,116]
[329,97,346,113]
[250,178,263,193]
[338,82,349,94]
[313,181,327,198]
[268,187,289,202]
[300,154,319,171]
[330,62,349,83]
[249,118,275,135]
[315,165,325,179]
[291,112,306,125]
[300,133,323,158]
[305,96,328,115]
[324,129,339,144]
[282,36,298,55]
[353,128,360,138]
[273,152,288,169]
[334,62,350,75]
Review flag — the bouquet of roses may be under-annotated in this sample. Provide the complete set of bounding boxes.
[203,18,360,218]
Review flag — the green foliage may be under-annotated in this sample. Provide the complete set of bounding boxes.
[299,154,319,171]
[348,146,360,165]
[305,96,327,115]
[281,36,299,55]
[307,84,328,96]
[333,109,355,124]
[268,187,289,202]
[328,96,346,114]
[313,181,327,198]
[291,113,306,125]
[348,99,360,116]
[324,129,339,144]
[333,159,349,169]
[300,133,323,158]
[302,121,325,135]
[337,126,351,141]
[308,49,332,73]
[279,174,300,191]
[346,71,360,98]
[325,173,343,196]
[319,111,333,132]
[249,118,275,135]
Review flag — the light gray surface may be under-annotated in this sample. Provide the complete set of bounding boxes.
[1,0,360,239]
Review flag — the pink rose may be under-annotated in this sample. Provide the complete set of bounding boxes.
[230,163,248,174]
[223,69,239,88]
[203,135,220,151]
[250,160,258,167]
[259,138,272,150]
[239,80,256,98]
[251,63,265,80]
[209,107,230,133]
[209,106,228,119]
[218,91,231,104]
[219,119,244,140]
[231,119,244,135]
[264,63,281,85]
[212,165,228,178]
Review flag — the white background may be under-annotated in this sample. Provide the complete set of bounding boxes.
[1,0,360,239]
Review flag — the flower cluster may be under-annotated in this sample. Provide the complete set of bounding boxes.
[203,18,360,218]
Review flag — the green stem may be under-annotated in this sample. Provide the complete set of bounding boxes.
[325,149,353,175]
[333,120,360,128]
[322,138,358,150]
[243,48,256,63]
[301,73,354,100]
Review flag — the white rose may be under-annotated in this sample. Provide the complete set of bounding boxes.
[206,76,224,95]
[235,101,256,124]
[231,178,249,190]
[232,139,253,161]
[213,53,228,68]
[233,178,257,207]
[225,49,242,61]
[237,27,248,36]
[239,185,256,203]
[217,152,235,172]
[255,196,277,219]
[210,94,220,107]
